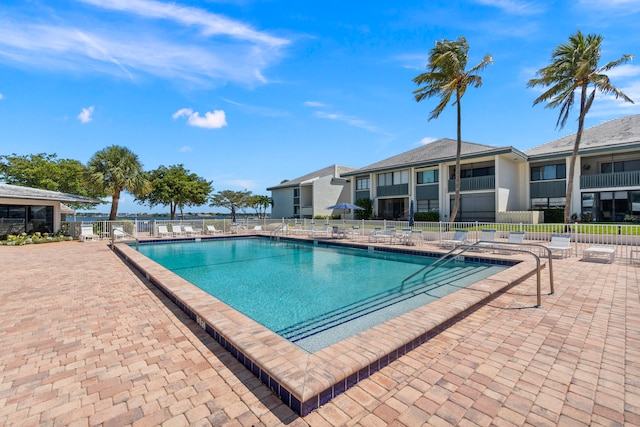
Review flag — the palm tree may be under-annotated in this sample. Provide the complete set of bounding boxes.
[413,36,492,223]
[86,145,151,220]
[528,30,633,224]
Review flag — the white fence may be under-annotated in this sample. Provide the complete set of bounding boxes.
[62,218,640,262]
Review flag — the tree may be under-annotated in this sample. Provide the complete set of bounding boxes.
[528,31,633,224]
[85,145,151,220]
[413,36,492,223]
[209,190,251,222]
[247,195,270,219]
[0,153,99,209]
[137,164,212,220]
[354,198,373,220]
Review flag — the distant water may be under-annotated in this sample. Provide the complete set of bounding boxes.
[70,215,232,222]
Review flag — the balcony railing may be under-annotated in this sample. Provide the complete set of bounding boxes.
[377,183,409,197]
[448,175,495,192]
[581,170,640,189]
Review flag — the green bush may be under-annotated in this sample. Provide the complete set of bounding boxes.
[354,198,374,220]
[533,208,564,223]
[414,211,439,222]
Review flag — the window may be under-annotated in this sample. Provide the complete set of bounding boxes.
[530,163,566,181]
[417,170,438,184]
[451,166,495,179]
[417,200,439,212]
[601,159,640,173]
[293,188,300,206]
[378,170,408,186]
[356,177,370,190]
[531,197,566,208]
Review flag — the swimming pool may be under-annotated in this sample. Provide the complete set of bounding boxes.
[117,236,532,415]
[137,238,507,352]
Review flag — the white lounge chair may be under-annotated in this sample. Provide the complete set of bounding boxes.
[407,230,423,246]
[440,230,468,249]
[475,229,497,251]
[79,225,100,242]
[545,234,571,258]
[112,226,127,241]
[309,225,330,237]
[206,225,223,235]
[493,231,525,254]
[332,226,346,239]
[171,224,183,237]
[583,245,615,263]
[249,225,262,233]
[157,225,171,238]
[183,225,197,236]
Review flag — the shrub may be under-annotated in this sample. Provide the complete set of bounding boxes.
[414,211,439,222]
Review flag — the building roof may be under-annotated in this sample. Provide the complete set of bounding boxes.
[0,183,102,204]
[525,114,640,158]
[343,138,525,176]
[267,164,358,190]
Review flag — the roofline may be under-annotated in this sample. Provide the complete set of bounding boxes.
[527,141,640,162]
[342,147,527,177]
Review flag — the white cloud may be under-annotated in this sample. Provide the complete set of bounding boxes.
[417,137,437,145]
[303,101,326,108]
[472,0,544,15]
[172,108,193,119]
[0,93,3,100]
[227,179,258,191]
[0,1,290,87]
[173,107,227,129]
[77,106,94,123]
[79,0,288,47]
[179,145,192,152]
[314,110,383,134]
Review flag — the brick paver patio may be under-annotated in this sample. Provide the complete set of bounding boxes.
[0,241,638,426]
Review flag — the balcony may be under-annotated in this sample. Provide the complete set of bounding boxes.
[581,170,640,189]
[376,183,409,197]
[447,175,495,192]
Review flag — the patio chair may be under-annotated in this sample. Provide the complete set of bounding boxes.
[368,227,384,242]
[545,234,571,258]
[332,226,346,239]
[171,224,183,237]
[183,225,197,237]
[157,225,171,238]
[493,231,525,254]
[206,225,223,235]
[475,229,497,251]
[249,225,263,233]
[112,226,128,241]
[583,245,615,263]
[407,230,423,246]
[79,225,100,242]
[440,230,468,249]
[309,224,330,237]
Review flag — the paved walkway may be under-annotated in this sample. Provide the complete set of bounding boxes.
[0,241,638,426]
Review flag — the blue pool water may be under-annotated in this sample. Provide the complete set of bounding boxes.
[138,238,507,352]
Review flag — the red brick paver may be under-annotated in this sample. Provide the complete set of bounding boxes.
[0,241,638,426]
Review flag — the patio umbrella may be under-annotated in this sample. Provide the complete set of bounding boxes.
[327,202,364,219]
[409,199,415,227]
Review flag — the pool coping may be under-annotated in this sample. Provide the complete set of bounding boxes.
[113,236,542,415]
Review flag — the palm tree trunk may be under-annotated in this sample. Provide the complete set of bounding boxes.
[109,191,120,221]
[450,91,462,223]
[564,84,589,224]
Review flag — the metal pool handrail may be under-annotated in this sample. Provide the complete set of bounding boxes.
[402,241,555,308]
[109,225,139,251]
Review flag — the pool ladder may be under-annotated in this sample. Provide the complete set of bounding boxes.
[402,241,555,308]
[270,224,284,242]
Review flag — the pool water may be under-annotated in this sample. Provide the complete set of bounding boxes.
[138,238,507,351]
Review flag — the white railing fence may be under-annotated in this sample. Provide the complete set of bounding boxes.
[62,219,640,261]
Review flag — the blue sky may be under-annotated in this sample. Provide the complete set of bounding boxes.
[1,0,639,215]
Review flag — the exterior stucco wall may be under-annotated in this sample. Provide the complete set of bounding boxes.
[270,188,294,219]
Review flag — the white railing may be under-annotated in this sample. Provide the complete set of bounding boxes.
[62,219,640,261]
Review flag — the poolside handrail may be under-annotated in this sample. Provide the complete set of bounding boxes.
[109,224,139,251]
[270,224,284,241]
[401,241,555,307]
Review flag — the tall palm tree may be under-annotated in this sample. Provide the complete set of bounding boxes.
[413,36,492,223]
[86,145,151,220]
[528,30,633,224]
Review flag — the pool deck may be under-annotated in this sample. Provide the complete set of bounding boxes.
[1,239,638,426]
